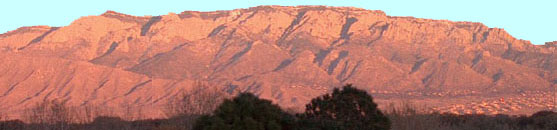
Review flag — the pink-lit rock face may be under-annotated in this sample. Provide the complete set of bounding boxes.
[0,5,555,119]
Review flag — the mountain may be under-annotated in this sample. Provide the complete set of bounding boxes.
[1,6,556,119]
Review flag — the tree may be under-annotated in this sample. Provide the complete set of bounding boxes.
[23,99,76,130]
[165,81,229,130]
[193,93,295,130]
[165,81,228,117]
[299,84,391,130]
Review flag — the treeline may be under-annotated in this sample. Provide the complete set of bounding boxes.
[1,84,557,130]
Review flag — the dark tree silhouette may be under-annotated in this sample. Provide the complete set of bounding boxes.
[193,93,295,130]
[299,84,391,130]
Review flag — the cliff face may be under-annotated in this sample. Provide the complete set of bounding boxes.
[1,6,555,118]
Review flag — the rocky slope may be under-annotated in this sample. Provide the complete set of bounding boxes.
[1,5,556,119]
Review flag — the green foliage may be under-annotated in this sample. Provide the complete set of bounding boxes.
[193,93,295,130]
[298,84,391,130]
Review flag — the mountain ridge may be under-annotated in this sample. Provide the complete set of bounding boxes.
[0,5,555,119]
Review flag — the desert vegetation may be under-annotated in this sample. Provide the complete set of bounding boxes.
[1,84,556,130]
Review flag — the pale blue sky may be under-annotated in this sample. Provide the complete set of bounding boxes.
[1,0,554,44]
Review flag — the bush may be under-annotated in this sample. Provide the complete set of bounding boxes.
[519,110,557,130]
[193,93,295,130]
[87,116,127,130]
[298,84,391,130]
[0,120,24,130]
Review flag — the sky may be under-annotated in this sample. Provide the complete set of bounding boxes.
[1,0,554,44]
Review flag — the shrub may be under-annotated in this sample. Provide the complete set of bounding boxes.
[519,110,557,130]
[0,120,24,130]
[193,93,295,130]
[298,84,391,130]
[87,116,127,130]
